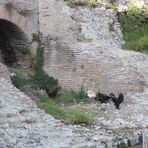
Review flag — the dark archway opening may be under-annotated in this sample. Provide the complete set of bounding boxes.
[0,19,30,66]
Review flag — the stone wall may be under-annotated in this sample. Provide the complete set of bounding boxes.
[39,0,82,89]
[0,0,147,95]
[39,0,148,95]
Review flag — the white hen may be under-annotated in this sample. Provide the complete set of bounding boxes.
[87,90,96,100]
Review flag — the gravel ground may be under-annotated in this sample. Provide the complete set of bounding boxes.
[0,77,147,148]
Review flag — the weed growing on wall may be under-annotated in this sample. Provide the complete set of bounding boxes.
[31,34,59,95]
[16,47,29,54]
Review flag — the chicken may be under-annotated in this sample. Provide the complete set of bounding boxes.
[97,93,111,104]
[110,92,124,109]
[116,92,124,109]
[46,86,61,98]
[87,90,96,100]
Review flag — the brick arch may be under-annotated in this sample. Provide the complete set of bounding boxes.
[0,4,31,40]
[0,4,33,65]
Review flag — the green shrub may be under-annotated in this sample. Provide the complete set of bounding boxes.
[74,88,90,103]
[55,90,75,103]
[33,69,58,92]
[117,6,148,53]
[66,109,94,125]
[136,34,148,52]
[11,74,31,89]
[56,89,90,104]
[37,99,67,119]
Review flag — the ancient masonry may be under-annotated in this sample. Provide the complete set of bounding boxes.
[0,0,148,95]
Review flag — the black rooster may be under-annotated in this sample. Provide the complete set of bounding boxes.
[97,93,111,104]
[46,86,61,98]
[110,92,124,109]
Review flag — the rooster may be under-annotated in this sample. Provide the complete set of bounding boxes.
[97,93,111,104]
[46,86,61,98]
[110,92,124,109]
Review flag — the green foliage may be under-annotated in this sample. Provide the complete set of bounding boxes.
[34,70,58,91]
[37,99,67,119]
[66,0,99,8]
[55,90,75,103]
[75,88,89,102]
[16,47,29,54]
[117,6,148,53]
[56,89,90,104]
[137,34,148,52]
[11,34,59,98]
[31,33,41,43]
[66,109,94,125]
[11,74,31,89]
[37,97,94,125]
[33,36,44,71]
[32,34,59,94]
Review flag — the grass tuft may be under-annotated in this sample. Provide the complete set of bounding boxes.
[37,99,67,119]
[55,89,91,104]
[66,109,94,125]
